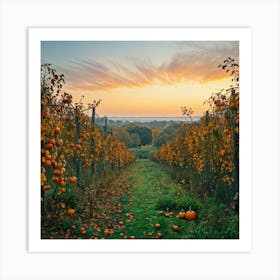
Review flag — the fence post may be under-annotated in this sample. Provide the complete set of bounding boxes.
[104,116,108,133]
[74,108,82,187]
[90,105,96,175]
[91,106,96,125]
[41,188,46,218]
[231,89,239,196]
[204,111,211,195]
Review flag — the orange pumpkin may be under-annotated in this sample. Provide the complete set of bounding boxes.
[54,127,60,134]
[51,177,59,183]
[45,159,52,167]
[43,185,51,191]
[45,143,53,150]
[156,232,162,238]
[172,225,179,232]
[60,180,66,187]
[45,153,52,160]
[155,223,161,229]
[165,211,173,217]
[185,207,197,221]
[67,209,75,216]
[69,176,77,183]
[178,211,185,219]
[53,169,61,175]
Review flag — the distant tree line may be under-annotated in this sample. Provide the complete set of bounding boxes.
[112,125,153,147]
[95,117,201,149]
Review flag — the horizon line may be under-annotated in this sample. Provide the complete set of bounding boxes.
[97,115,203,118]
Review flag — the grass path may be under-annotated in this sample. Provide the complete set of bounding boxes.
[110,159,201,239]
[109,158,238,239]
[122,159,180,238]
[42,158,238,239]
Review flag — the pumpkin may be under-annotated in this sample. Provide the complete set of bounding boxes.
[69,176,77,183]
[60,180,66,187]
[43,185,51,191]
[155,223,161,229]
[45,143,53,150]
[51,177,59,183]
[165,211,173,217]
[54,127,60,134]
[67,209,76,216]
[185,207,197,221]
[53,169,61,175]
[178,211,185,219]
[172,225,179,232]
[45,159,52,167]
[156,232,162,238]
[45,153,52,160]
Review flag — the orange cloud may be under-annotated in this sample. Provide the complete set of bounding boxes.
[61,42,239,93]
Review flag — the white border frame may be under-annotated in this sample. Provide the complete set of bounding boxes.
[28,27,252,253]
[1,1,279,279]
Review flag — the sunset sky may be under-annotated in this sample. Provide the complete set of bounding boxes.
[41,41,239,117]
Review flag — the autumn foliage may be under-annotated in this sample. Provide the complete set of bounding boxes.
[40,58,239,239]
[153,58,239,205]
[41,64,135,223]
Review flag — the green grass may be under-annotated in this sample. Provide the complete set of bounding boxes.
[108,159,238,239]
[42,158,238,239]
[129,146,157,159]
